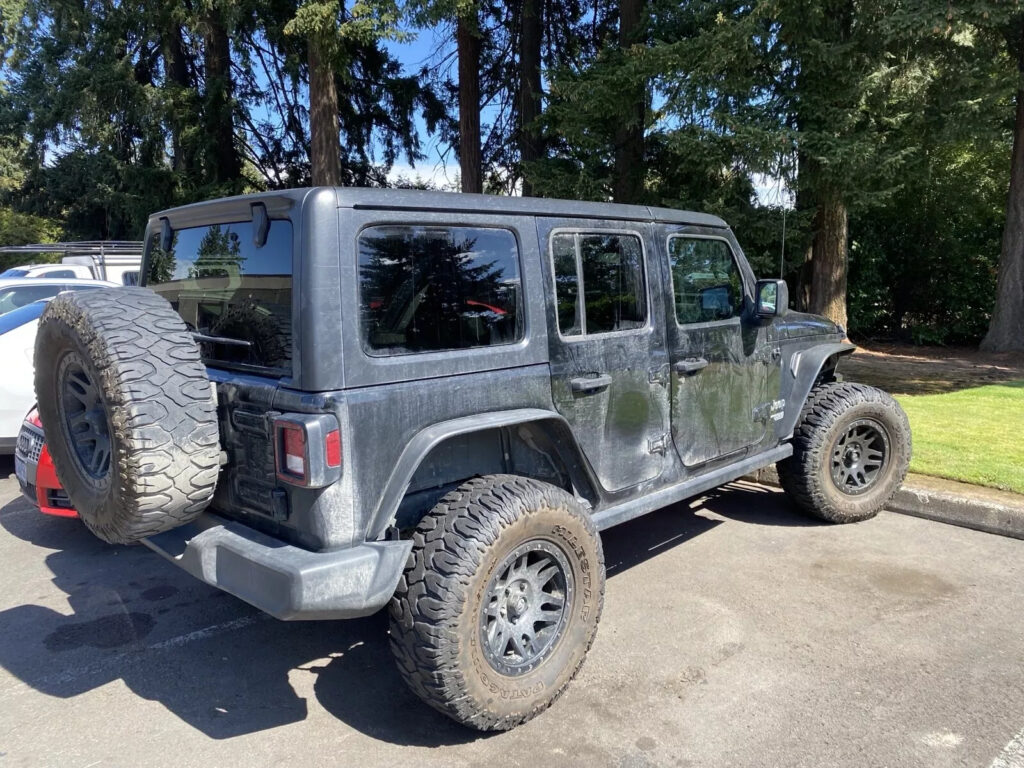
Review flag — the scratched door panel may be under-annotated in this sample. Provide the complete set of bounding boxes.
[661,228,773,468]
[538,218,670,493]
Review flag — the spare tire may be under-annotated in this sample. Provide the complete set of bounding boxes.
[34,288,220,544]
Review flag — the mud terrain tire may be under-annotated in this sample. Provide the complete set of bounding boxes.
[34,288,220,544]
[389,475,604,730]
[777,382,911,524]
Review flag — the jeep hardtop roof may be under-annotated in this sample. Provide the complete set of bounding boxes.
[148,187,730,229]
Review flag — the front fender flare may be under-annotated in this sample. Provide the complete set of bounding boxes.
[777,342,856,439]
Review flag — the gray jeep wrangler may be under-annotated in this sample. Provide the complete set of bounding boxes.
[34,188,910,730]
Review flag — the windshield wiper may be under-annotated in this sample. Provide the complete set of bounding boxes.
[191,332,252,348]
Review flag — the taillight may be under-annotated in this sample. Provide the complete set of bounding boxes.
[273,414,342,488]
[26,408,42,429]
[280,424,307,481]
[325,429,341,468]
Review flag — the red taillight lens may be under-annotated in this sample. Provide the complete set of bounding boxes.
[273,414,341,488]
[280,424,306,481]
[27,408,42,429]
[325,429,341,468]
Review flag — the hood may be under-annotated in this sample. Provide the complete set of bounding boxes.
[775,311,843,340]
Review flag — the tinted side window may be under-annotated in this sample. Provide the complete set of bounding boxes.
[550,232,646,336]
[44,270,77,278]
[668,237,744,324]
[358,226,523,356]
[0,284,62,315]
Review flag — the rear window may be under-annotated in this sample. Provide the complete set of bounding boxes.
[143,219,293,374]
[358,225,523,356]
[0,269,28,277]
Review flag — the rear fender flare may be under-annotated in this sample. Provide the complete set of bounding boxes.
[368,408,599,540]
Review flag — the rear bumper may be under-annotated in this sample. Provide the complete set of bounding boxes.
[142,514,412,620]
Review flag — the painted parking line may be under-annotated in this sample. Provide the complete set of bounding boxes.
[991,726,1024,768]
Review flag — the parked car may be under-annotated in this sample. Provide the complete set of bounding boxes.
[0,242,142,285]
[0,280,118,454]
[33,188,911,731]
[14,408,76,517]
[0,277,118,317]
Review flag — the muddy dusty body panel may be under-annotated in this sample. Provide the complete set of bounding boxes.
[137,188,848,619]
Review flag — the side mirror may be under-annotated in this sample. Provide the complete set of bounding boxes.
[755,279,789,318]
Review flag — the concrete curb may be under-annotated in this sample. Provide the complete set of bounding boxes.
[744,466,1024,541]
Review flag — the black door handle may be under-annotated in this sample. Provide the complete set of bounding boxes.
[570,374,612,394]
[674,357,709,375]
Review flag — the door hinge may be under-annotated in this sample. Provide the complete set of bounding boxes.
[647,433,670,455]
[648,365,669,387]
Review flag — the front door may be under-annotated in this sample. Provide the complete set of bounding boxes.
[662,229,775,467]
[539,219,670,492]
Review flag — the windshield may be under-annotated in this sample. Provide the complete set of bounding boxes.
[0,300,47,334]
[0,269,29,278]
[143,219,293,374]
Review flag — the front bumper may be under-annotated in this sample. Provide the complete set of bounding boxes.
[14,423,76,517]
[142,514,412,620]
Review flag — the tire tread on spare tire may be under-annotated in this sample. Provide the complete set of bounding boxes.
[34,287,220,544]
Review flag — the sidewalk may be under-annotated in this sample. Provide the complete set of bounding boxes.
[745,466,1024,541]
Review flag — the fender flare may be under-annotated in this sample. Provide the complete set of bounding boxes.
[777,342,856,439]
[367,408,598,539]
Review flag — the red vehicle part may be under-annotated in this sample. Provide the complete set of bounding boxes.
[15,409,78,518]
[34,442,78,517]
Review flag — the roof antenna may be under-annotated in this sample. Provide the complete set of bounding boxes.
[779,205,787,279]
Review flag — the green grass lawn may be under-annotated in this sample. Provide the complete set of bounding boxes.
[895,380,1024,494]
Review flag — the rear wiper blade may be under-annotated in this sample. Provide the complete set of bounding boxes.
[192,332,252,348]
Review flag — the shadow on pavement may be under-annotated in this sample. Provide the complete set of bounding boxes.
[0,481,801,745]
[700,482,828,528]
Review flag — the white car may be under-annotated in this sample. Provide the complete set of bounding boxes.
[0,263,95,279]
[0,281,117,453]
[0,277,117,317]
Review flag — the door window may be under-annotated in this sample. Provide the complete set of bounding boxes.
[550,232,646,337]
[0,284,62,315]
[668,237,745,324]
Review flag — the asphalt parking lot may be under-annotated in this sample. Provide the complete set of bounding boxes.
[1,458,1022,768]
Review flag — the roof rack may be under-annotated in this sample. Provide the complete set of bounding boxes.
[0,241,144,257]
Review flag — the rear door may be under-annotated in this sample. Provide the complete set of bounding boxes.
[538,218,670,492]
[662,228,774,467]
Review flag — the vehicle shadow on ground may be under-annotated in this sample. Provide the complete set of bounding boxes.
[0,483,810,746]
[0,455,13,480]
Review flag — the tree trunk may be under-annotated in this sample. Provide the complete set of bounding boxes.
[519,0,543,197]
[202,5,241,184]
[163,20,195,175]
[981,21,1024,351]
[457,13,482,194]
[308,33,342,186]
[807,186,849,329]
[612,0,645,204]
